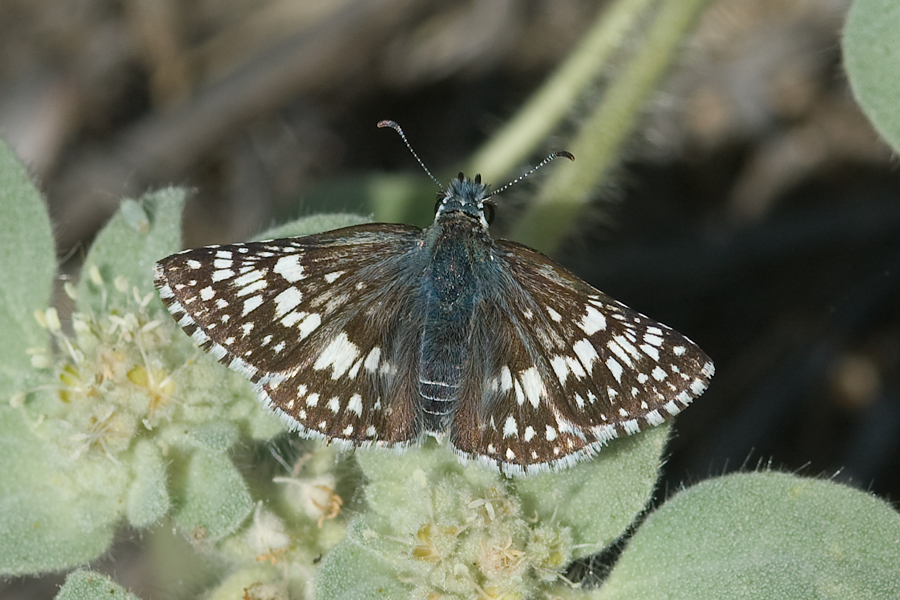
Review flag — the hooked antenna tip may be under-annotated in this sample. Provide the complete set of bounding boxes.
[377,120,400,131]
[487,149,575,197]
[377,120,442,188]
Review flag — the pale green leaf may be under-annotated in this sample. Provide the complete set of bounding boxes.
[843,0,900,153]
[173,450,253,542]
[76,187,186,314]
[56,569,141,600]
[598,471,900,599]
[0,139,55,390]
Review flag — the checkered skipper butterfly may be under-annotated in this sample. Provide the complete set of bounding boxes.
[154,121,713,476]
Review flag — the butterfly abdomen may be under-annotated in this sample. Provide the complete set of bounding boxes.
[417,216,490,431]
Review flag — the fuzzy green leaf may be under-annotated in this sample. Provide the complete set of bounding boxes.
[843,0,900,153]
[513,424,668,557]
[0,407,126,576]
[253,213,371,241]
[598,471,900,599]
[126,440,170,528]
[316,516,414,600]
[173,450,253,542]
[292,173,432,225]
[56,569,141,600]
[76,187,186,314]
[184,421,241,452]
[0,138,55,390]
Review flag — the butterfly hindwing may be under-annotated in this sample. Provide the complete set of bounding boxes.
[155,223,427,445]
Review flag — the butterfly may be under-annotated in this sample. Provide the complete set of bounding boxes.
[154,120,713,476]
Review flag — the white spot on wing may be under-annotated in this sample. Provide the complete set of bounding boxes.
[503,416,517,438]
[573,339,599,373]
[644,333,664,347]
[640,344,660,361]
[579,305,607,335]
[313,332,360,379]
[364,347,381,372]
[273,255,305,282]
[348,394,363,417]
[607,339,634,367]
[605,357,623,382]
[233,270,264,288]
[550,355,569,385]
[237,279,267,297]
[274,287,303,318]
[242,295,263,316]
[615,335,641,360]
[281,310,306,327]
[565,356,586,379]
[519,367,544,409]
[500,366,513,392]
[298,313,321,339]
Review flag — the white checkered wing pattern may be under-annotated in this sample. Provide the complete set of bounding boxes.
[154,224,428,445]
[449,240,714,475]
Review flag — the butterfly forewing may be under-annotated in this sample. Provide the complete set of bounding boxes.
[154,224,427,444]
[449,240,714,475]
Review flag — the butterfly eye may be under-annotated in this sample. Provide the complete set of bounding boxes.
[482,202,495,224]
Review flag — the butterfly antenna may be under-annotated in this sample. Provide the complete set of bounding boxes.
[377,120,443,189]
[487,151,575,197]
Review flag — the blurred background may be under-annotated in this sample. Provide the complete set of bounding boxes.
[1,0,898,586]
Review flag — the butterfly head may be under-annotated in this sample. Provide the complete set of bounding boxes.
[436,172,495,227]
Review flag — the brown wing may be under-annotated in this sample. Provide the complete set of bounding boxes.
[449,240,714,476]
[155,224,429,446]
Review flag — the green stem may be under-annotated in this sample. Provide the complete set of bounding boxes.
[466,0,657,182]
[509,0,713,253]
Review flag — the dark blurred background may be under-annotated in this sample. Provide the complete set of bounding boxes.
[2,0,897,557]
